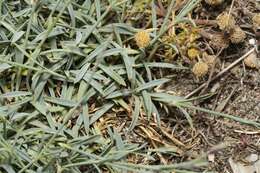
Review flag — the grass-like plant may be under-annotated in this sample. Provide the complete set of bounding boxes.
[0,0,259,172]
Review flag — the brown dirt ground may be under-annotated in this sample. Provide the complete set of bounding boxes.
[165,0,260,172]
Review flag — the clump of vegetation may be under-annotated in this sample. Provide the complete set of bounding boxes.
[162,24,201,62]
[0,0,209,172]
[0,0,259,172]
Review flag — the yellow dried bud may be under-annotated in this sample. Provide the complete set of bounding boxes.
[244,52,258,68]
[187,48,200,60]
[135,30,150,48]
[205,0,224,6]
[216,12,236,30]
[229,26,246,44]
[210,34,230,50]
[192,61,209,77]
[252,13,260,29]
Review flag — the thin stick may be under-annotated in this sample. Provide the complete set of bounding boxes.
[185,48,255,99]
[228,0,235,17]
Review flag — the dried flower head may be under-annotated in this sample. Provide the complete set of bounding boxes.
[202,53,216,67]
[135,30,150,48]
[216,12,236,30]
[210,34,230,50]
[229,26,246,44]
[187,48,200,60]
[205,0,224,6]
[244,51,259,68]
[192,61,209,77]
[252,13,260,29]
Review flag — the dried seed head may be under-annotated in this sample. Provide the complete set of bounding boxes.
[244,51,259,68]
[202,52,216,66]
[252,13,260,29]
[192,61,209,77]
[205,0,224,6]
[187,48,200,60]
[229,26,246,44]
[210,34,230,50]
[216,12,236,30]
[135,30,150,48]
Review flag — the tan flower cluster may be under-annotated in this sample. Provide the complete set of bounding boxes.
[210,12,247,49]
[192,61,209,78]
[134,30,150,48]
[217,12,236,30]
[244,52,259,68]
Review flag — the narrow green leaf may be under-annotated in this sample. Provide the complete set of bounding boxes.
[0,63,12,73]
[129,96,141,131]
[135,79,170,93]
[44,96,77,107]
[83,76,104,95]
[105,89,131,99]
[178,106,194,129]
[98,64,126,86]
[11,31,25,43]
[75,63,91,83]
[79,41,110,66]
[142,91,152,121]
[181,104,260,127]
[0,91,32,98]
[89,103,114,125]
[82,104,90,134]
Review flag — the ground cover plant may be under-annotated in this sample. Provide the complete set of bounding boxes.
[0,0,259,172]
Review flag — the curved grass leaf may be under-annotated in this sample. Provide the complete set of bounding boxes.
[89,103,114,125]
[141,90,152,121]
[135,79,170,93]
[44,96,77,107]
[0,91,32,98]
[98,64,126,86]
[129,96,141,132]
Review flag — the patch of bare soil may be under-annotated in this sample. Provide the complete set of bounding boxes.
[161,0,260,172]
